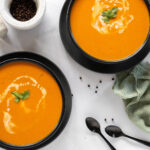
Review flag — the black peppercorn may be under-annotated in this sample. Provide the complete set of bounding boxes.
[99,80,102,83]
[79,76,82,80]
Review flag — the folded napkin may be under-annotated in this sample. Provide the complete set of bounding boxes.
[0,16,7,38]
[113,63,150,132]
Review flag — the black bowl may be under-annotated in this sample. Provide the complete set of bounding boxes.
[60,0,150,73]
[0,52,72,150]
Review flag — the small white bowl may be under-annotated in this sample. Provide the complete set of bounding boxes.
[1,0,46,30]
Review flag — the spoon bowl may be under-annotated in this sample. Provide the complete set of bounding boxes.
[105,125,123,138]
[85,117,100,133]
[105,125,150,147]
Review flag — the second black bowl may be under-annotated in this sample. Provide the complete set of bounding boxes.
[60,0,150,73]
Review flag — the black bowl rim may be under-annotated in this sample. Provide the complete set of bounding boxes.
[59,0,150,73]
[0,52,72,150]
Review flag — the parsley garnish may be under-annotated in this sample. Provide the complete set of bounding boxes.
[102,7,119,23]
[12,90,30,103]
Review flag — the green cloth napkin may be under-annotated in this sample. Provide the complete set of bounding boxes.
[113,63,150,132]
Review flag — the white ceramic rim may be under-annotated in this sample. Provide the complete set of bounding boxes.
[1,0,46,30]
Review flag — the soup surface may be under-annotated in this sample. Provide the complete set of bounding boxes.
[0,62,62,145]
[70,0,150,61]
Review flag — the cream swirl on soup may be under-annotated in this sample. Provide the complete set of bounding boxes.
[91,0,134,34]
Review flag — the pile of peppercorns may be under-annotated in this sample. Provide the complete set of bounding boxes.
[10,0,37,21]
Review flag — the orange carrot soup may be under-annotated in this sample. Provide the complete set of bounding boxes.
[70,0,150,61]
[0,62,62,145]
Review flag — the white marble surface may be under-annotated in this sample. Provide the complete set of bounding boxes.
[0,0,150,150]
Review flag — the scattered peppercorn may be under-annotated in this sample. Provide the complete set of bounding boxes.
[96,86,98,89]
[10,0,37,21]
[99,80,102,83]
[79,76,82,80]
[104,118,107,122]
[71,94,73,97]
[95,90,98,93]
[112,77,115,81]
[112,118,114,122]
[88,84,90,87]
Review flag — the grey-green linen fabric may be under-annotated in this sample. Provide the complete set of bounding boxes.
[113,63,150,132]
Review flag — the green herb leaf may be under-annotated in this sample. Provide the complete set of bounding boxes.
[22,90,30,100]
[12,90,30,103]
[102,16,110,23]
[102,9,111,17]
[112,7,118,14]
[15,97,20,103]
[12,91,23,99]
[102,7,119,23]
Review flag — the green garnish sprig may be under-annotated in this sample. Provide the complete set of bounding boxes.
[102,7,119,23]
[12,90,30,103]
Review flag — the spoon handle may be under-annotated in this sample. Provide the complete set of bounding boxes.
[124,134,150,147]
[98,132,116,150]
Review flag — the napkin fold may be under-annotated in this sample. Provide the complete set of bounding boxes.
[0,16,7,38]
[113,63,150,132]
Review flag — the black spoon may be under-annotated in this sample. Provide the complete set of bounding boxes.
[105,125,150,147]
[86,117,116,150]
